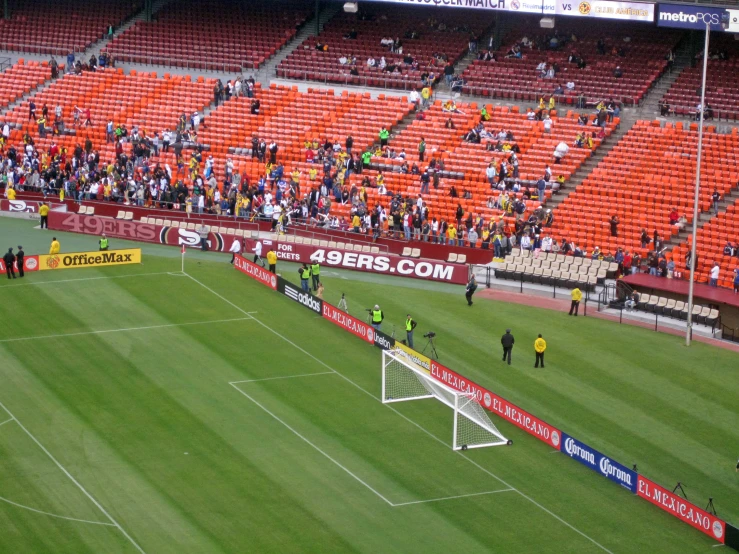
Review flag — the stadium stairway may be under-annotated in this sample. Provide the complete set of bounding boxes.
[262,3,342,87]
[637,41,692,120]
[543,117,633,212]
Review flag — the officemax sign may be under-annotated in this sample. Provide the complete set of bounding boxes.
[38,249,142,270]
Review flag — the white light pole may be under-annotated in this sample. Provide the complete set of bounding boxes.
[686,24,710,347]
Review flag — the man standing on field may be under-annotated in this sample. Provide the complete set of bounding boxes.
[267,248,277,273]
[39,202,49,229]
[569,287,582,316]
[3,248,16,279]
[501,328,514,365]
[534,334,546,368]
[49,237,60,255]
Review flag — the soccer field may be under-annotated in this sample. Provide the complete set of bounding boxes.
[0,218,737,553]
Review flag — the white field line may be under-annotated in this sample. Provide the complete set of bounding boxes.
[391,489,514,507]
[0,495,115,526]
[229,372,334,385]
[0,271,174,289]
[230,383,395,507]
[0,417,14,428]
[188,272,614,553]
[0,317,253,343]
[0,400,146,553]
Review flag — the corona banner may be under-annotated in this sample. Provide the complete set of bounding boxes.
[38,249,142,271]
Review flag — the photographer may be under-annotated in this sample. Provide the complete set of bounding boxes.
[405,314,417,348]
[369,305,384,330]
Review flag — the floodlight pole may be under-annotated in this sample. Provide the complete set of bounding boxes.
[685,24,710,347]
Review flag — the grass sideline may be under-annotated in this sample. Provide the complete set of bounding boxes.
[0,217,735,552]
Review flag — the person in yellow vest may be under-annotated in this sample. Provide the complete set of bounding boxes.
[311,261,320,291]
[421,86,432,108]
[352,213,361,232]
[266,248,277,274]
[6,186,15,200]
[480,106,490,121]
[569,287,582,316]
[99,234,109,251]
[39,202,50,228]
[49,237,60,255]
[534,334,547,368]
[538,97,545,110]
[370,304,384,330]
[405,314,417,348]
[548,96,555,110]
[299,263,312,292]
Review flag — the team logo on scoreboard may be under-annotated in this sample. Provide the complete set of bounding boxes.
[578,1,591,15]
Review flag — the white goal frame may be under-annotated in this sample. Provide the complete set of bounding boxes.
[381,349,510,450]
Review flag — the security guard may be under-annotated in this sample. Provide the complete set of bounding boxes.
[465,275,477,306]
[49,237,60,255]
[534,334,546,368]
[405,314,417,348]
[569,287,582,316]
[16,245,24,278]
[99,233,109,251]
[311,261,320,291]
[371,304,384,330]
[266,249,277,274]
[3,248,16,280]
[299,263,311,292]
[39,202,50,229]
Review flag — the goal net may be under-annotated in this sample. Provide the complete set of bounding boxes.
[382,349,510,450]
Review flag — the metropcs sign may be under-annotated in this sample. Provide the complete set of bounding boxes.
[658,4,734,31]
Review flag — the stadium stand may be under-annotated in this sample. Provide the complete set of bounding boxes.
[548,121,739,259]
[460,18,681,106]
[0,0,140,55]
[276,7,492,89]
[0,60,55,110]
[661,35,739,120]
[105,0,311,72]
[199,85,412,160]
[672,199,739,288]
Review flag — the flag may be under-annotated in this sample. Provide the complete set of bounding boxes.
[181,244,186,254]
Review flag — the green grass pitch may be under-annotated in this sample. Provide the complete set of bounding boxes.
[0,217,736,553]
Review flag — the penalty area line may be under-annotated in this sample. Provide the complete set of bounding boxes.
[0,271,174,289]
[230,372,334,385]
[0,495,116,526]
[0,317,254,343]
[0,400,147,553]
[230,383,395,507]
[0,417,14,428]
[391,488,514,507]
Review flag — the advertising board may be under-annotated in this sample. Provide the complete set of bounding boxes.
[556,1,653,21]
[657,4,731,31]
[233,254,278,290]
[0,255,40,275]
[560,433,636,492]
[38,249,141,271]
[637,476,725,542]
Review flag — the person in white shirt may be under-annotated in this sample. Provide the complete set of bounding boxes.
[378,57,386,70]
[536,61,547,72]
[1,123,9,140]
[197,194,205,214]
[520,234,531,251]
[543,115,552,132]
[229,238,242,264]
[338,56,348,65]
[409,89,420,106]
[553,142,569,164]
[709,263,720,287]
[252,240,264,266]
[367,57,376,67]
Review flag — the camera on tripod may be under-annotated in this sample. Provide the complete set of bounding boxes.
[423,331,436,338]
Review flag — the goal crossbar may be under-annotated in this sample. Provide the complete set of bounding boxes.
[381,349,509,450]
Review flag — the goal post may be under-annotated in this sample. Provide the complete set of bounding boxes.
[382,349,510,450]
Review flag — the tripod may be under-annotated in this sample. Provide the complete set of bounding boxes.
[338,293,348,313]
[421,336,439,360]
[672,482,688,500]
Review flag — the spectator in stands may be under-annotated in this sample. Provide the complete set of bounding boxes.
[724,242,735,257]
[709,263,720,287]
[609,215,620,237]
[640,229,649,249]
[669,208,679,226]
[712,189,721,215]
[734,269,739,293]
[659,101,671,117]
[625,290,639,311]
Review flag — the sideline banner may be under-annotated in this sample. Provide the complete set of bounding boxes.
[394,341,432,373]
[38,249,141,271]
[637,476,725,543]
[0,255,40,275]
[233,254,278,290]
[322,302,375,345]
[47,213,468,285]
[561,433,636,492]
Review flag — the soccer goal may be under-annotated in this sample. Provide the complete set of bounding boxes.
[381,349,510,450]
